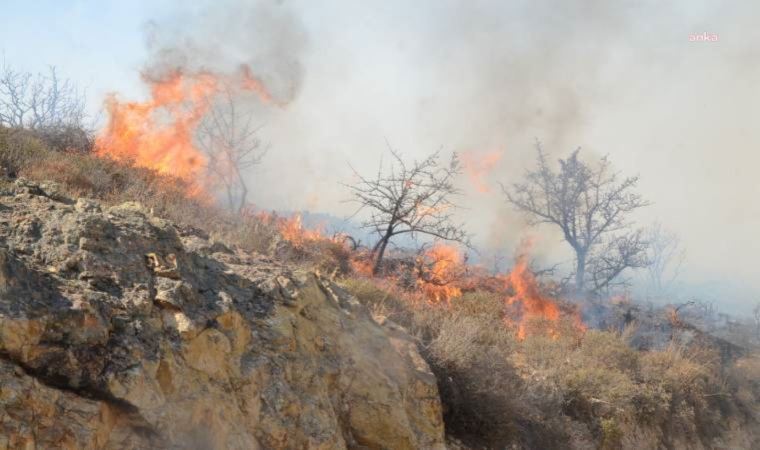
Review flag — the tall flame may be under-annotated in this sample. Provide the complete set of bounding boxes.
[95,65,276,199]
[504,254,562,339]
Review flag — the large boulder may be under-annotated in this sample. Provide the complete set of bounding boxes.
[0,179,445,449]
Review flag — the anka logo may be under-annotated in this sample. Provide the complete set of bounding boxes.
[689,32,719,42]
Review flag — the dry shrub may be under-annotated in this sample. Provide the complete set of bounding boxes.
[283,239,354,276]
[32,125,94,153]
[728,354,760,420]
[429,312,514,371]
[448,290,505,318]
[0,129,281,259]
[636,343,727,445]
[426,310,526,447]
[341,277,424,329]
[5,126,759,449]
[0,128,49,175]
[577,329,639,373]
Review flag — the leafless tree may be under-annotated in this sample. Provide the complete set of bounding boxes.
[644,222,685,296]
[503,143,650,296]
[0,62,87,133]
[346,147,470,274]
[197,86,267,212]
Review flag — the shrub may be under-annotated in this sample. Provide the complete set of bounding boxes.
[0,128,49,176]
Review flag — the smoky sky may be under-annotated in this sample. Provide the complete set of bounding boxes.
[132,0,760,310]
[141,0,307,103]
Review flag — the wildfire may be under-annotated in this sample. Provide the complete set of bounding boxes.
[276,214,325,248]
[461,150,502,193]
[252,211,329,249]
[504,255,561,339]
[95,65,276,198]
[503,253,586,340]
[416,243,465,303]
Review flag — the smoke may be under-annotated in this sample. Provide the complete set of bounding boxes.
[247,0,760,310]
[101,0,760,311]
[141,0,307,104]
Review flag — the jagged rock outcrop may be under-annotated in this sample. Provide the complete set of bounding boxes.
[0,179,445,449]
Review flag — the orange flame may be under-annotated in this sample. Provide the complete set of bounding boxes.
[502,251,586,340]
[95,65,276,199]
[253,211,329,249]
[343,236,586,339]
[416,243,464,304]
[277,214,325,248]
[504,255,561,339]
[461,150,502,193]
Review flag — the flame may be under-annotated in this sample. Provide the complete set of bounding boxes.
[277,214,325,247]
[95,72,215,196]
[95,65,276,199]
[343,236,586,339]
[416,243,464,303]
[253,211,329,249]
[461,150,502,193]
[504,255,562,339]
[499,237,585,340]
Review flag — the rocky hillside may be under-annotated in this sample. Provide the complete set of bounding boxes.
[0,178,444,449]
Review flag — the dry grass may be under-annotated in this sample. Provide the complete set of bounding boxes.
[341,275,760,449]
[0,126,301,260]
[4,125,759,449]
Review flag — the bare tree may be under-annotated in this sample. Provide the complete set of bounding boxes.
[503,143,650,295]
[644,222,685,296]
[0,62,87,131]
[346,147,470,274]
[197,86,267,212]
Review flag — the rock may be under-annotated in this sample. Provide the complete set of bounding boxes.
[0,181,445,449]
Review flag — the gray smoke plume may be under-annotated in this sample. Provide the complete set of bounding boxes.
[128,0,760,311]
[141,0,308,103]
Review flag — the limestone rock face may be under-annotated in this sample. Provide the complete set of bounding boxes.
[0,179,445,449]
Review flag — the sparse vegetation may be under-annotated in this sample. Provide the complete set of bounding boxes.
[0,62,92,153]
[3,127,759,449]
[343,278,760,449]
[354,283,760,448]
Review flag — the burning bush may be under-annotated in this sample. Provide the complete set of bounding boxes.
[96,66,276,205]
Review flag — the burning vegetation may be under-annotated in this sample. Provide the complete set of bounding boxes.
[4,91,760,450]
[2,15,759,444]
[90,83,593,340]
[96,65,276,203]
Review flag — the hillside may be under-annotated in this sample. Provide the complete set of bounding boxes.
[0,178,444,449]
[1,132,759,449]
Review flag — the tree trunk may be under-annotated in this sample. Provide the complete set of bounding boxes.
[372,227,396,276]
[372,237,390,275]
[232,163,248,214]
[236,178,248,213]
[575,251,586,294]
